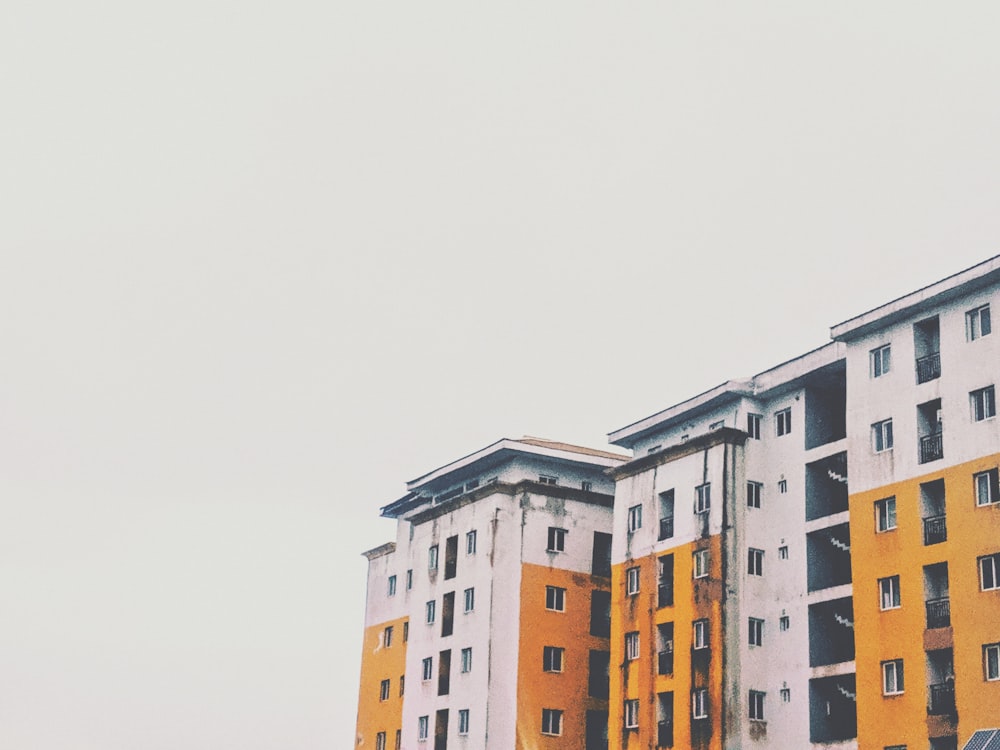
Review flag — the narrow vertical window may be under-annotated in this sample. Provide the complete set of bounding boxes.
[460,647,472,673]
[971,386,997,421]
[693,549,709,579]
[541,709,563,736]
[748,690,765,721]
[626,566,641,596]
[543,646,565,672]
[458,709,470,735]
[870,344,891,378]
[976,468,1000,505]
[463,587,475,613]
[693,619,709,650]
[747,481,762,509]
[967,304,992,340]
[748,548,764,576]
[625,631,640,660]
[872,419,894,452]
[882,659,904,695]
[695,483,711,513]
[875,497,897,532]
[879,575,901,610]
[747,413,761,439]
[466,530,477,555]
[428,545,438,570]
[624,699,639,729]
[379,678,390,701]
[627,504,643,532]
[748,617,763,646]
[387,575,397,596]
[545,586,566,611]
[775,408,792,436]
[547,527,567,552]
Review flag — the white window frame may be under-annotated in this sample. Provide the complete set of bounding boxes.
[547,527,567,552]
[418,715,429,741]
[466,530,477,555]
[387,575,397,596]
[967,303,992,340]
[627,504,643,533]
[875,496,897,532]
[747,481,762,509]
[775,408,792,437]
[376,731,387,750]
[693,549,709,579]
[422,657,433,681]
[748,617,763,647]
[625,631,640,660]
[464,587,475,613]
[879,575,901,610]
[458,709,470,735]
[976,469,1000,506]
[626,566,641,596]
[695,483,711,514]
[692,688,709,719]
[538,474,559,486]
[980,553,1000,591]
[870,343,891,378]
[778,479,787,494]
[545,585,566,612]
[872,419,894,452]
[749,690,765,721]
[543,645,565,672]
[541,708,563,736]
[971,385,997,421]
[779,615,790,631]
[379,678,390,701]
[747,413,761,440]
[383,626,393,647]
[882,659,904,695]
[425,600,436,624]
[624,699,640,729]
[693,619,709,650]
[748,548,764,576]
[461,647,472,673]
[985,642,1000,681]
[428,545,438,570]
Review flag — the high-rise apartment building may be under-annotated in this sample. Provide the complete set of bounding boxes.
[355,256,1000,750]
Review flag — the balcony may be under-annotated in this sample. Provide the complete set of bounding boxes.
[657,720,673,748]
[923,515,947,545]
[928,682,956,715]
[920,432,944,464]
[658,517,674,541]
[916,352,941,384]
[926,597,951,629]
[658,650,673,676]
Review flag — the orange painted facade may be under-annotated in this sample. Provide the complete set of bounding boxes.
[852,452,1000,750]
[355,616,409,749]
[610,535,723,750]
[516,562,611,750]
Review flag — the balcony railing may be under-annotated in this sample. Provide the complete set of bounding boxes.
[916,352,941,383]
[928,682,956,715]
[923,515,947,545]
[657,650,673,676]
[657,720,673,748]
[658,517,674,541]
[925,597,951,629]
[658,584,673,608]
[920,432,944,463]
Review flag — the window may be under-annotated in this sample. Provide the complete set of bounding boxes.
[749,617,763,647]
[624,699,639,729]
[747,413,761,439]
[695,483,711,514]
[376,732,386,750]
[547,527,567,552]
[466,530,477,555]
[539,474,558,486]
[399,675,405,696]
[387,575,397,596]
[625,631,640,660]
[971,386,996,421]
[461,647,472,673]
[394,730,401,750]
[545,585,566,611]
[882,659,904,695]
[779,615,790,631]
[543,645,565,672]
[778,479,787,494]
[879,575,901,610]
[748,548,764,576]
[403,622,409,643]
[693,549,709,579]
[692,688,708,719]
[582,480,593,491]
[406,569,413,590]
[980,553,1000,590]
[383,626,394,647]
[967,304,992,340]
[463,587,475,613]
[778,545,789,560]
[541,708,563,736]
[428,545,438,570]
[693,619,709,650]
[749,690,765,721]
[775,408,792,436]
[626,566,641,596]
[747,481,762,509]
[422,657,433,681]
[872,419,894,452]
[870,344,891,378]
[780,688,790,703]
[985,643,1000,681]
[458,709,470,735]
[425,600,436,624]
[884,746,906,750]
[875,497,897,532]
[418,715,429,741]
[627,504,643,532]
[976,468,1000,505]
[379,678,390,701]
[709,419,725,430]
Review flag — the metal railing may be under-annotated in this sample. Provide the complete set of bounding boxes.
[925,597,951,628]
[923,515,947,545]
[920,432,944,463]
[658,517,674,541]
[916,352,941,383]
[928,682,955,715]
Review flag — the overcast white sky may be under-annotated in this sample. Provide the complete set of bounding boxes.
[4,2,1000,748]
